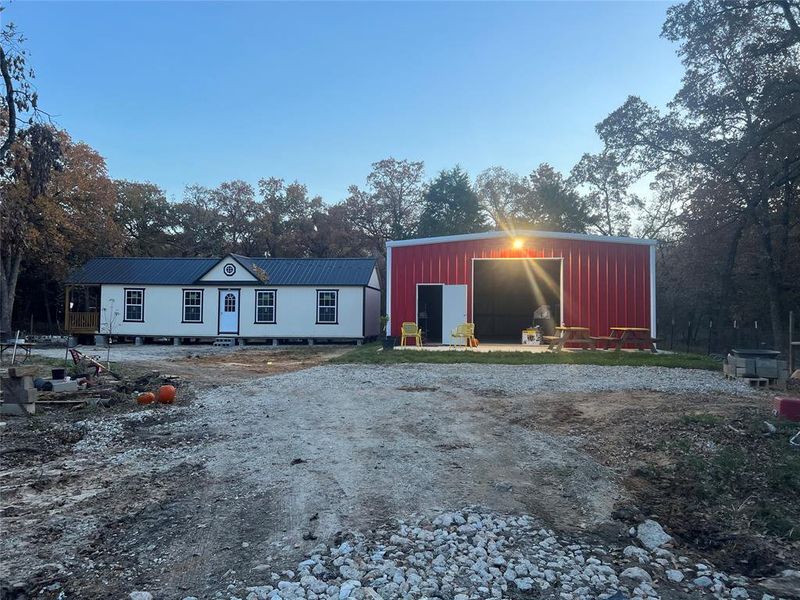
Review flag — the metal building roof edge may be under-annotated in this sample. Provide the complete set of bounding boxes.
[385,230,657,248]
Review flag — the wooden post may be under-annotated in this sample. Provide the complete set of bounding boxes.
[10,330,20,365]
[64,285,71,333]
[64,285,72,368]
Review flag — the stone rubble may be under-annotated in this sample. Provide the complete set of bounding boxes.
[209,509,768,600]
[635,520,673,551]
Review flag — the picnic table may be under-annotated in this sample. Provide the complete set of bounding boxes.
[0,341,35,363]
[544,326,596,352]
[591,327,659,353]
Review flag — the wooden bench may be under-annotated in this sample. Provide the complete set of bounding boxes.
[590,336,617,349]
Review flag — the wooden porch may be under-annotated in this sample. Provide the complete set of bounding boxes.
[64,285,101,334]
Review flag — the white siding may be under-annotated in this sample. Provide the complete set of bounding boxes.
[199,258,258,283]
[368,267,380,290]
[99,284,367,339]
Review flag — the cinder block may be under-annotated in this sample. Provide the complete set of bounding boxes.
[48,380,79,393]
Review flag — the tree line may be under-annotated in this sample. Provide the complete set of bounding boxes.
[1,0,798,350]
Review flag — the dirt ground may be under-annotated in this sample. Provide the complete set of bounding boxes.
[1,347,794,599]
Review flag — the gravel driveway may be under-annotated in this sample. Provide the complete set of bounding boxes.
[2,361,760,599]
[161,364,752,594]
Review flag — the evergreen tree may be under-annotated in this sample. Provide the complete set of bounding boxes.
[418,166,486,237]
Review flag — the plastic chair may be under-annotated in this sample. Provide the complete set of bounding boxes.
[450,323,475,348]
[400,322,423,347]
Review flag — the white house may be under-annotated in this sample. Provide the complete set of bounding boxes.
[64,254,382,344]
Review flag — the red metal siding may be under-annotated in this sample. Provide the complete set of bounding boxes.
[389,236,651,338]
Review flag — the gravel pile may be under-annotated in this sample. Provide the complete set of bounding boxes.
[72,417,126,452]
[217,510,763,600]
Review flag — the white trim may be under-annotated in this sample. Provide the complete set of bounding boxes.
[386,230,657,248]
[255,289,277,324]
[386,245,392,336]
[470,257,564,330]
[182,289,203,323]
[649,244,657,341]
[316,289,339,324]
[560,259,565,327]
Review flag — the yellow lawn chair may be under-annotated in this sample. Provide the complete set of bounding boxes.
[400,322,423,347]
[450,322,475,349]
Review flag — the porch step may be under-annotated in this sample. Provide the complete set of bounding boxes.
[213,337,236,347]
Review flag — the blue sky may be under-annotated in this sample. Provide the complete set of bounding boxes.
[6,1,681,202]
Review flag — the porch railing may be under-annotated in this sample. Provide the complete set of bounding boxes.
[66,311,100,333]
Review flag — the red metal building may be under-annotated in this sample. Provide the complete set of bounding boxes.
[386,231,656,345]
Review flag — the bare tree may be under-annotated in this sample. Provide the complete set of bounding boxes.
[474,166,523,230]
[342,158,425,250]
[0,10,40,167]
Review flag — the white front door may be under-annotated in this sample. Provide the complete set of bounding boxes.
[218,289,240,334]
[442,284,468,345]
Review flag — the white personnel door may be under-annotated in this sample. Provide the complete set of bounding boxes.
[441,284,468,345]
[218,289,240,334]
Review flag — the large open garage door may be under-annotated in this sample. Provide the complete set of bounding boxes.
[472,258,562,342]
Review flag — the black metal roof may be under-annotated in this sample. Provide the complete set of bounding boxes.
[245,257,377,286]
[67,256,378,287]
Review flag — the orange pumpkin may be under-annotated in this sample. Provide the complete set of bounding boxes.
[157,384,177,404]
[137,392,156,405]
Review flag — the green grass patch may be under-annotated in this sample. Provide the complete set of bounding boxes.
[680,413,723,426]
[333,342,720,370]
